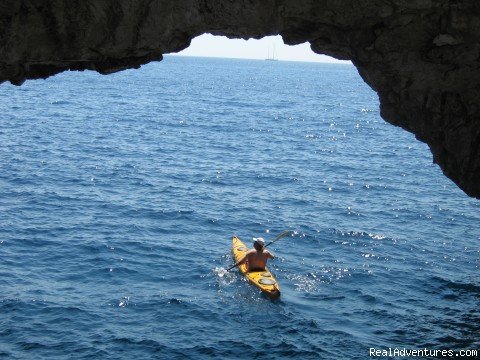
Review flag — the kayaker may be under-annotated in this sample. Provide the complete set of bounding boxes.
[233,237,274,272]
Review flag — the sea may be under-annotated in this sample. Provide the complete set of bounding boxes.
[1,55,479,359]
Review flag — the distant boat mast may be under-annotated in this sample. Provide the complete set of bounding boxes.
[266,44,278,61]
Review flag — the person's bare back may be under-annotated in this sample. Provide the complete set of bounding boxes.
[244,248,274,271]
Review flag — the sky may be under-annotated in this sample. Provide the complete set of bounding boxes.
[174,34,351,64]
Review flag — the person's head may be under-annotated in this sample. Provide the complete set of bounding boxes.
[253,237,265,251]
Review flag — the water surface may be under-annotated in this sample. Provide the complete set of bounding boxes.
[0,56,479,359]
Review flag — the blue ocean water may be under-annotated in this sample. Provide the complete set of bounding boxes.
[0,55,479,359]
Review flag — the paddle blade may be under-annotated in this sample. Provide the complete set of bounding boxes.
[274,230,293,241]
[214,266,228,277]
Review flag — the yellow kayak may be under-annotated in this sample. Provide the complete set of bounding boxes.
[232,235,280,300]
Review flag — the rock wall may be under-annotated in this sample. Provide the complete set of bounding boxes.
[1,0,479,198]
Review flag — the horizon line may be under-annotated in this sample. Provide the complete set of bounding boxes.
[166,53,353,65]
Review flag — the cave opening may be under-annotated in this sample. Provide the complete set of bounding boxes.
[1,2,479,198]
[173,33,350,64]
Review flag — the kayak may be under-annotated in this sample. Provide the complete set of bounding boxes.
[232,235,280,300]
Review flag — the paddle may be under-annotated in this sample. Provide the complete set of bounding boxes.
[264,230,293,248]
[226,230,293,272]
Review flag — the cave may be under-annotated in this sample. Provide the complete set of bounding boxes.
[1,0,479,198]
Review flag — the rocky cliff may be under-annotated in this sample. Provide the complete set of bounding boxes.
[1,0,479,198]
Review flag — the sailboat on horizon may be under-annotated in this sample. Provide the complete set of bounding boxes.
[265,44,278,61]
